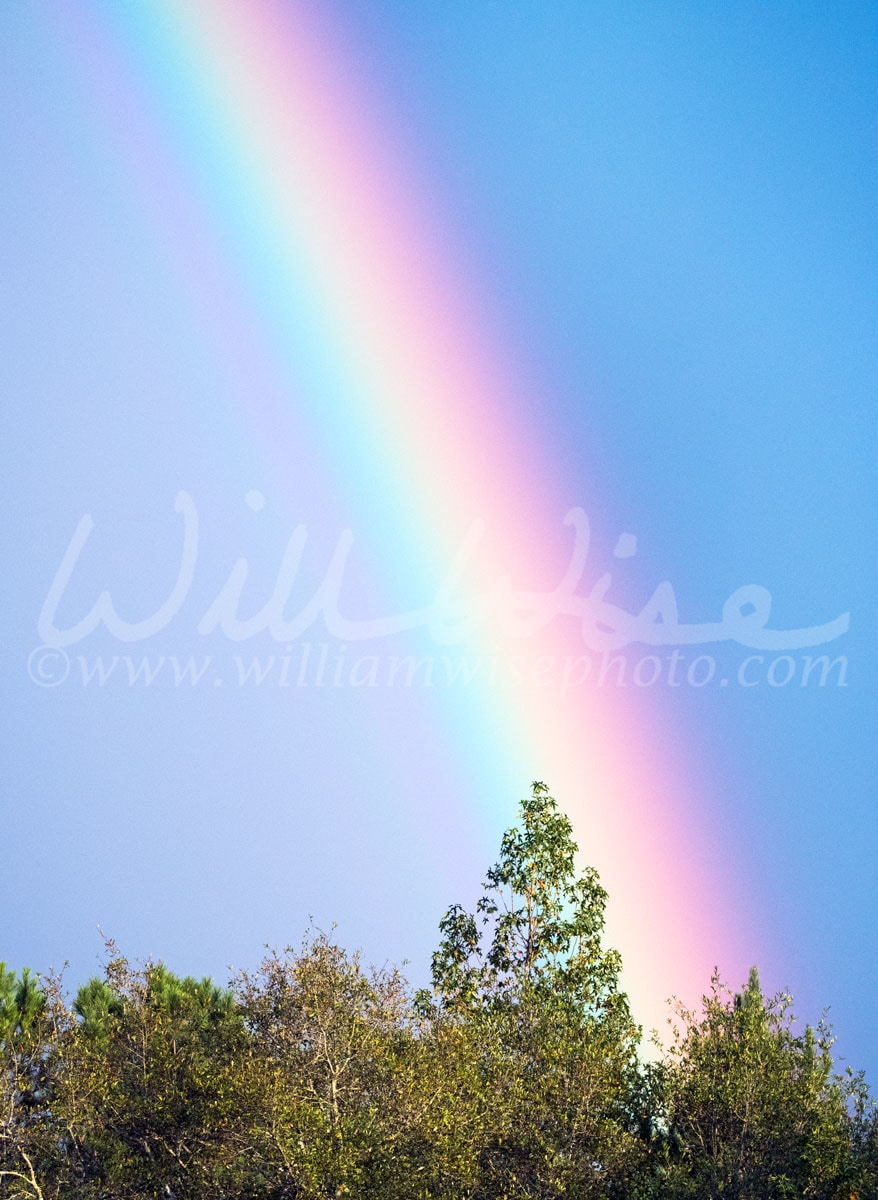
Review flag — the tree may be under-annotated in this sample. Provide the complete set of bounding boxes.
[417,781,646,1197]
[0,964,51,1200]
[656,967,866,1199]
[230,926,416,1198]
[45,943,246,1199]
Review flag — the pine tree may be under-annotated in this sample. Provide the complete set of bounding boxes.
[657,967,863,1199]
[0,965,49,1200]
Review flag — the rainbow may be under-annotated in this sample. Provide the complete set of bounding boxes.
[60,0,751,1035]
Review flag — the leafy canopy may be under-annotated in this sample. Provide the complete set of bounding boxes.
[423,781,629,1019]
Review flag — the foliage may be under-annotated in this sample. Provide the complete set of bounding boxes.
[654,967,875,1199]
[0,783,874,1199]
[416,782,647,1196]
[48,943,245,1198]
[0,964,51,1200]
[228,927,417,1197]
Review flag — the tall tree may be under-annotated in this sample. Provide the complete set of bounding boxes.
[418,781,646,1197]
